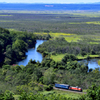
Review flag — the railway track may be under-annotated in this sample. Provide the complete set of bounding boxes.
[53,87,86,94]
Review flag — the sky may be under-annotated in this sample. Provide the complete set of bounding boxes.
[0,0,100,4]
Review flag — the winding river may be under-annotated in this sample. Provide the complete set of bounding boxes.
[17,40,46,66]
[17,40,100,70]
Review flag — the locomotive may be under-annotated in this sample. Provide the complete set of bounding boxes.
[55,83,82,92]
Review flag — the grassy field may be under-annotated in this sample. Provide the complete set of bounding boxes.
[51,54,65,62]
[13,95,20,100]
[35,32,81,42]
[53,90,83,99]
[35,32,100,44]
[51,54,100,62]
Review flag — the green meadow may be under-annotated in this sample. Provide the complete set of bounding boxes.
[51,54,100,62]
[35,32,80,42]
[34,32,100,44]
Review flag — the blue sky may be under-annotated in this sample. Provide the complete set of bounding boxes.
[0,0,100,3]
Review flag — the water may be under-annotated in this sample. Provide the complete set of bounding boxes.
[0,4,100,11]
[79,59,100,70]
[17,40,46,66]
[88,59,100,70]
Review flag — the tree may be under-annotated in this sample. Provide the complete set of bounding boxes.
[12,39,28,60]
[5,45,15,64]
[43,68,55,85]
[79,84,100,100]
[62,54,77,64]
[12,39,27,53]
[85,84,97,100]
[3,90,14,100]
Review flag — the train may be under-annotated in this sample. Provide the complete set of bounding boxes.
[55,83,82,92]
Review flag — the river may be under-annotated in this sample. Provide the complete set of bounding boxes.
[17,40,100,70]
[81,59,100,70]
[17,40,46,66]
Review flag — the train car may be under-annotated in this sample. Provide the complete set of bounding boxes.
[69,86,82,92]
[55,83,70,90]
[55,84,82,92]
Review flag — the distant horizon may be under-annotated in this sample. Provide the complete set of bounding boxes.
[0,2,100,4]
[0,0,100,4]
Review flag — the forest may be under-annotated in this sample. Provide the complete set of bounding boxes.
[1,11,100,99]
[0,27,37,65]
[0,27,100,99]
[37,37,100,56]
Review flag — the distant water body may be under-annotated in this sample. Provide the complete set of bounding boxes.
[0,4,100,11]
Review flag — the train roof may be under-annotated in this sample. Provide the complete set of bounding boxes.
[70,86,82,88]
[55,83,70,86]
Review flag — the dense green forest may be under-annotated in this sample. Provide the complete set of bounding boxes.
[1,52,100,99]
[0,27,36,65]
[0,27,100,99]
